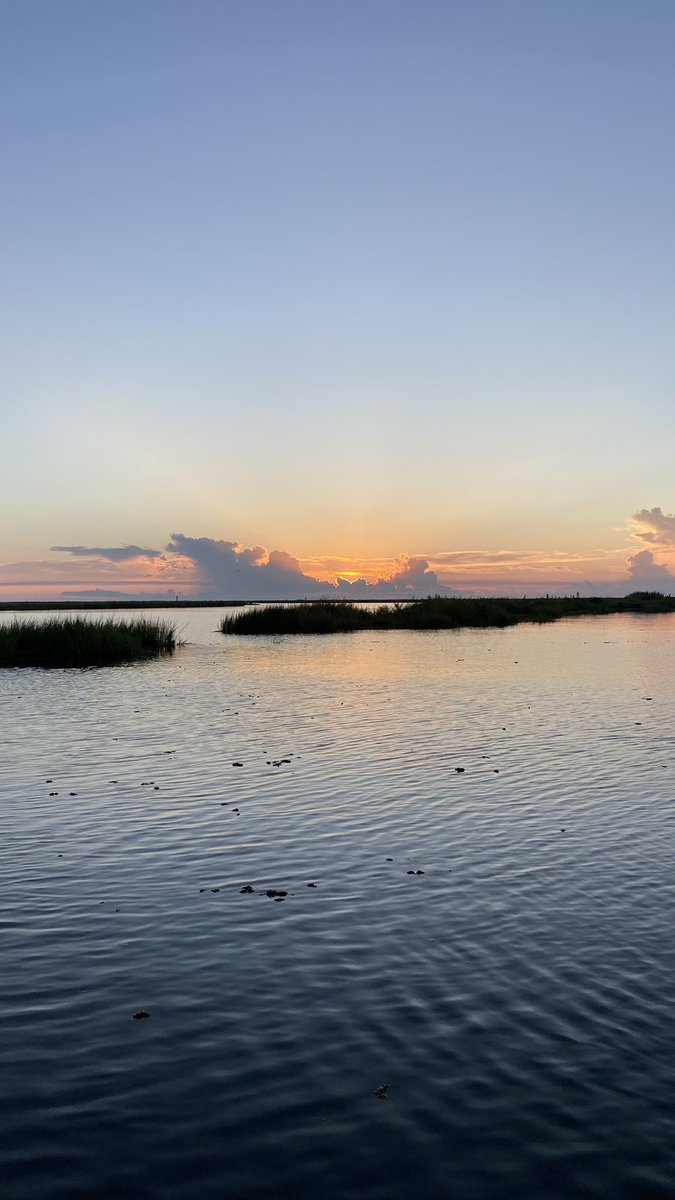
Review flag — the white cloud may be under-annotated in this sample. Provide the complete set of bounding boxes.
[626,548,674,583]
[631,508,675,548]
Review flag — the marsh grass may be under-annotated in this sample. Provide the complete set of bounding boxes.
[220,593,675,636]
[0,617,176,667]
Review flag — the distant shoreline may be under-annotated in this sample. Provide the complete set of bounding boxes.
[1,594,674,614]
[0,599,419,611]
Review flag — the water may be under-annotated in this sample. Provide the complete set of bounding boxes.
[2,609,675,1200]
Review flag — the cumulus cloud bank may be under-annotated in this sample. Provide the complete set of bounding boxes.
[166,534,326,599]
[335,554,452,597]
[627,549,675,583]
[41,510,675,601]
[624,507,675,592]
[166,535,456,599]
[631,508,675,548]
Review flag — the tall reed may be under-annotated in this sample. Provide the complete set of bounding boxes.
[220,593,675,636]
[0,617,176,667]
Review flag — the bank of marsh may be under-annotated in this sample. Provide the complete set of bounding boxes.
[220,593,675,636]
[0,617,176,667]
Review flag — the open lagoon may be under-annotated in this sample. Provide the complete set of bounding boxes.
[3,608,675,1200]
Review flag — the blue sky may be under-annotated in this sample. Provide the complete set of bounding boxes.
[2,1,675,595]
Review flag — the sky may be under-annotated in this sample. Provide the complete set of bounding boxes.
[2,0,675,599]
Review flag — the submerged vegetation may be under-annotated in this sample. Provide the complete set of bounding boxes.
[221,593,675,636]
[0,617,176,667]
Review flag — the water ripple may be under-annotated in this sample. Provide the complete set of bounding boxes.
[3,610,675,1198]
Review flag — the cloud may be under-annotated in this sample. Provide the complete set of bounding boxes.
[51,544,163,561]
[166,535,457,599]
[166,534,328,599]
[630,508,675,548]
[625,508,675,591]
[337,556,458,598]
[626,549,675,583]
[30,516,675,601]
[388,554,444,591]
[59,588,178,600]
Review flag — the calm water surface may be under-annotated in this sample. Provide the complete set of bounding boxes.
[2,610,675,1200]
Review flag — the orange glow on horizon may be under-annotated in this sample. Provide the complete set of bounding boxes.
[1,525,672,600]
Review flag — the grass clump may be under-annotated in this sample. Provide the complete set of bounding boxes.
[220,593,675,636]
[0,616,176,668]
[222,601,375,636]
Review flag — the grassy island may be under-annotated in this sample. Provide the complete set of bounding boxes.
[0,617,176,668]
[220,593,675,636]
